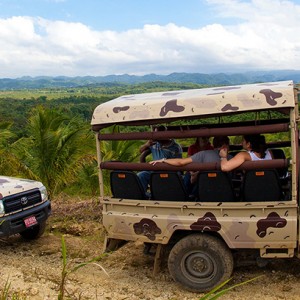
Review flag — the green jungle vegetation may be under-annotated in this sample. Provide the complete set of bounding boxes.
[0,82,207,197]
[0,82,299,197]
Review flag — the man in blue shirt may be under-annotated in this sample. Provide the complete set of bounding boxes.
[138,125,182,193]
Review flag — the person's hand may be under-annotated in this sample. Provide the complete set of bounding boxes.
[147,139,156,147]
[149,158,165,165]
[219,147,228,158]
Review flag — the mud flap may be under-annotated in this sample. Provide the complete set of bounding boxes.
[153,244,164,276]
[103,237,128,253]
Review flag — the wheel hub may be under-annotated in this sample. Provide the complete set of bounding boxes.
[184,252,215,279]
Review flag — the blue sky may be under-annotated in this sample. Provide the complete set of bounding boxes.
[0,0,221,31]
[0,0,300,77]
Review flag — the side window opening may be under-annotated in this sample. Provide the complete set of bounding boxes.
[104,131,292,203]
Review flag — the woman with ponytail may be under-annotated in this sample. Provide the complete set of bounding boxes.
[219,134,272,172]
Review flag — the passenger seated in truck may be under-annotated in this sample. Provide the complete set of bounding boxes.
[187,137,214,156]
[137,125,182,193]
[219,134,273,172]
[150,136,231,196]
[185,136,214,193]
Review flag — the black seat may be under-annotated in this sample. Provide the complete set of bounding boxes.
[270,148,286,159]
[110,170,148,200]
[150,171,189,201]
[197,171,235,202]
[269,148,289,179]
[242,169,282,202]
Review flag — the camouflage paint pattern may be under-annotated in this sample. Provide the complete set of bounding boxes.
[91,80,295,127]
[93,80,299,259]
[0,176,44,199]
[101,198,297,257]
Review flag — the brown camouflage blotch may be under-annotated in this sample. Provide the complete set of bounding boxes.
[133,218,162,241]
[0,179,9,184]
[207,92,224,96]
[227,219,254,243]
[221,104,239,112]
[259,89,283,106]
[190,212,221,232]
[213,87,241,91]
[256,212,287,238]
[160,99,185,117]
[120,96,135,100]
[162,92,184,96]
[113,106,130,113]
[258,83,279,86]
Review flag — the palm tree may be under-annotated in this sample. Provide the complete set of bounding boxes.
[67,125,143,196]
[100,125,142,162]
[99,125,143,194]
[12,106,94,196]
[0,121,23,176]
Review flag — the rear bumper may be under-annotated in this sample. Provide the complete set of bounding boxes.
[0,200,51,237]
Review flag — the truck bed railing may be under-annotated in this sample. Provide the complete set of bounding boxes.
[100,159,289,172]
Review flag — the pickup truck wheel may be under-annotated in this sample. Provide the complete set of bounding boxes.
[20,221,46,240]
[168,233,233,292]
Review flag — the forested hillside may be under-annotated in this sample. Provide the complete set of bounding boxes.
[0,81,206,135]
[1,70,300,89]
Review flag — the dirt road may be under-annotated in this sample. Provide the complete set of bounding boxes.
[1,198,300,300]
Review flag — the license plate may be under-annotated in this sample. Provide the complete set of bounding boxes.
[24,216,38,228]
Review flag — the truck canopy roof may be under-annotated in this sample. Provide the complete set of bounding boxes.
[91,80,295,130]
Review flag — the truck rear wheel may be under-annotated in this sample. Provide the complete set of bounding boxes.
[20,221,46,240]
[168,233,233,292]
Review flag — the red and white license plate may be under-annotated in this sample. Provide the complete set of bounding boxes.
[24,216,38,228]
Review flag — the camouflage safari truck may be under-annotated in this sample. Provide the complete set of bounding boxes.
[0,176,51,240]
[91,80,300,292]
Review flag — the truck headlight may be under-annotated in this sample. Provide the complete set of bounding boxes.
[39,186,48,201]
[0,200,4,214]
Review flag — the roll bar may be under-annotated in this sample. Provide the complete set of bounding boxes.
[100,159,289,172]
[98,123,289,141]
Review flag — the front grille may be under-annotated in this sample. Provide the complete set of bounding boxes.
[3,189,42,213]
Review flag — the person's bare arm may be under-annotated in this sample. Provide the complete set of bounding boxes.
[219,149,249,172]
[149,157,192,166]
[140,149,151,162]
[140,140,154,154]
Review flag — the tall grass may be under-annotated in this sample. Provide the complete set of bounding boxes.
[0,279,27,300]
[199,276,262,300]
[58,235,108,300]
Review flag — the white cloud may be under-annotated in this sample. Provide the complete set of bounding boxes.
[0,0,300,77]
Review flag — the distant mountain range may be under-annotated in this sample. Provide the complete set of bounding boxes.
[0,70,300,89]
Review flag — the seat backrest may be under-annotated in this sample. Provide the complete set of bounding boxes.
[110,171,147,200]
[270,148,286,159]
[150,172,189,201]
[269,148,288,178]
[242,169,282,202]
[197,171,235,202]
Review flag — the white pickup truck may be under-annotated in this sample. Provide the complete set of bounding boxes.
[0,175,51,240]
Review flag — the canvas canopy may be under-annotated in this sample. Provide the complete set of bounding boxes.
[91,80,295,130]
